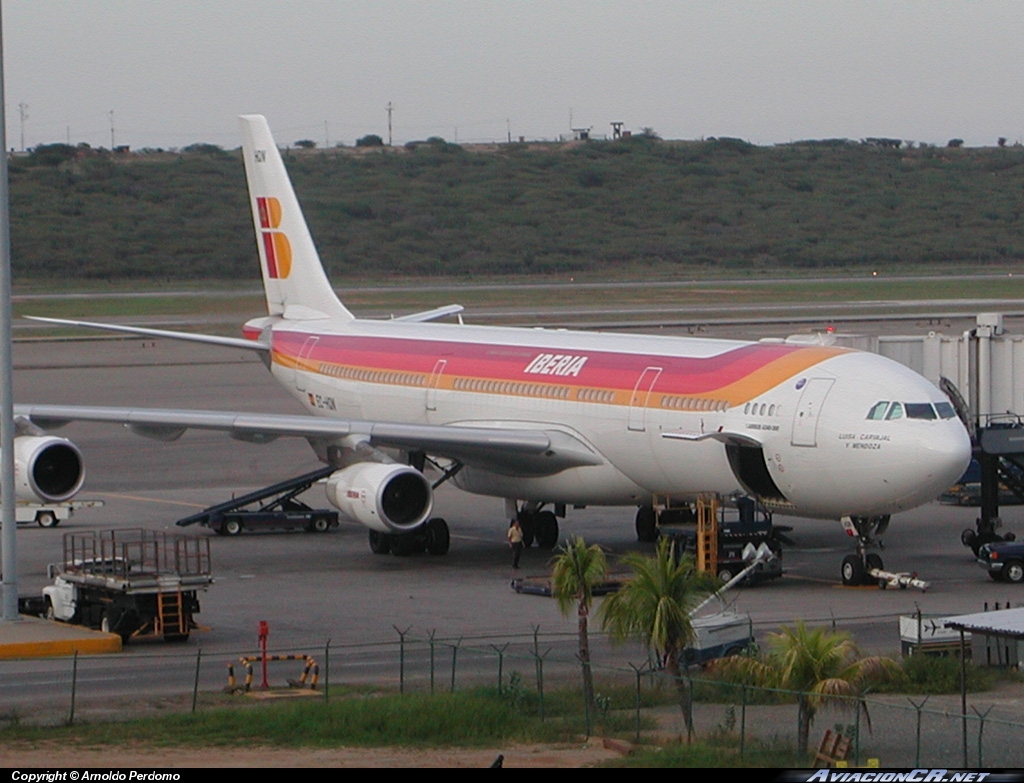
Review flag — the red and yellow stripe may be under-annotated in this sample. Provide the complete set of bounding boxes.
[270,332,847,408]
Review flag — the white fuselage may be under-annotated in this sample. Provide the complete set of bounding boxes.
[257,315,972,520]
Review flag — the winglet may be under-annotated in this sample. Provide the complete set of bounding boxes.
[239,115,353,322]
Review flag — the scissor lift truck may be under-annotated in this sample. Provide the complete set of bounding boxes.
[40,529,213,643]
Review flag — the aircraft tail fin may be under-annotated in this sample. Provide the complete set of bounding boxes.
[239,115,353,322]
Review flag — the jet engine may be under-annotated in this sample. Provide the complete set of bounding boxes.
[325,462,433,534]
[14,436,85,503]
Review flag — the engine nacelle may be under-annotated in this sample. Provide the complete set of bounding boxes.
[325,463,432,534]
[14,436,85,503]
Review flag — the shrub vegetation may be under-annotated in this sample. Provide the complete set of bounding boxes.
[9,138,1024,282]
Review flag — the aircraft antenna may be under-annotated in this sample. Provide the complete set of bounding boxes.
[387,102,393,146]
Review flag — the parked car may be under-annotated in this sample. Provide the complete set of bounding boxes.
[977,539,1024,583]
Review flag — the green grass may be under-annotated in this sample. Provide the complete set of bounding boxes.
[602,739,803,768]
[0,684,656,750]
[0,691,545,749]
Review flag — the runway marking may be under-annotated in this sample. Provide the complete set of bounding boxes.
[93,492,205,508]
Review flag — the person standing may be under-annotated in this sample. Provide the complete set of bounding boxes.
[507,518,524,569]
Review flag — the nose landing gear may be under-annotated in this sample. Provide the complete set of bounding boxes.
[840,515,889,586]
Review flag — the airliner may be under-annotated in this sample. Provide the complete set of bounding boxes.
[16,115,972,585]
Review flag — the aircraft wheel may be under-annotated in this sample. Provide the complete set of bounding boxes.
[368,530,392,555]
[100,612,112,634]
[841,555,865,586]
[224,518,243,536]
[1003,560,1024,584]
[518,511,536,548]
[535,511,559,550]
[391,534,418,557]
[425,517,450,555]
[36,511,58,528]
[635,506,658,543]
[961,529,977,549]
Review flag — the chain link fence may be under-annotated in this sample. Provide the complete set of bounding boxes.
[2,628,1023,767]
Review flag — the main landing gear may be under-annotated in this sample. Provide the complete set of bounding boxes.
[634,504,696,543]
[840,515,889,586]
[516,506,560,550]
[368,517,451,557]
[369,453,463,556]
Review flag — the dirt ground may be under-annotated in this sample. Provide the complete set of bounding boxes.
[0,740,626,768]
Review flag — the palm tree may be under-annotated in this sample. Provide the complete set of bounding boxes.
[598,538,717,741]
[551,536,608,725]
[713,621,898,756]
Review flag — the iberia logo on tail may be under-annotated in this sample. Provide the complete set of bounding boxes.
[256,196,292,279]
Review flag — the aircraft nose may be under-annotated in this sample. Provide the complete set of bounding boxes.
[903,420,972,506]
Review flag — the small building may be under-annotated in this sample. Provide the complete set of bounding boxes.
[944,606,1024,667]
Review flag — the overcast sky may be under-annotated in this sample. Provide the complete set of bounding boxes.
[3,1,1021,150]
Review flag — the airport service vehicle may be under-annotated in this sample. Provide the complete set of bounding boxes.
[12,499,103,528]
[16,115,972,586]
[175,467,339,536]
[658,497,784,585]
[977,539,1024,583]
[682,611,755,666]
[38,529,212,642]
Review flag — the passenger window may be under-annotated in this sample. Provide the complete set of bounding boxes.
[905,403,937,420]
[935,402,956,419]
[885,402,903,420]
[867,401,889,420]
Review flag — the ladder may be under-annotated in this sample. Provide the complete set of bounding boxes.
[157,591,185,636]
[695,494,719,574]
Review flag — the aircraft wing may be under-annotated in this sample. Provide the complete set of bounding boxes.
[23,316,268,352]
[13,404,604,477]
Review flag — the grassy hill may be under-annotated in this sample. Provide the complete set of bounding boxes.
[9,137,1024,283]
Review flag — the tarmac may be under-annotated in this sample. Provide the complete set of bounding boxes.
[0,615,121,657]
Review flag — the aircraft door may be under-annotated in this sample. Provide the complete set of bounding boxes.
[628,367,663,432]
[426,359,448,412]
[294,336,320,392]
[790,377,834,447]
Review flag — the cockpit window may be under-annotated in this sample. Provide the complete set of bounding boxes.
[869,400,953,421]
[905,403,937,420]
[867,401,889,420]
